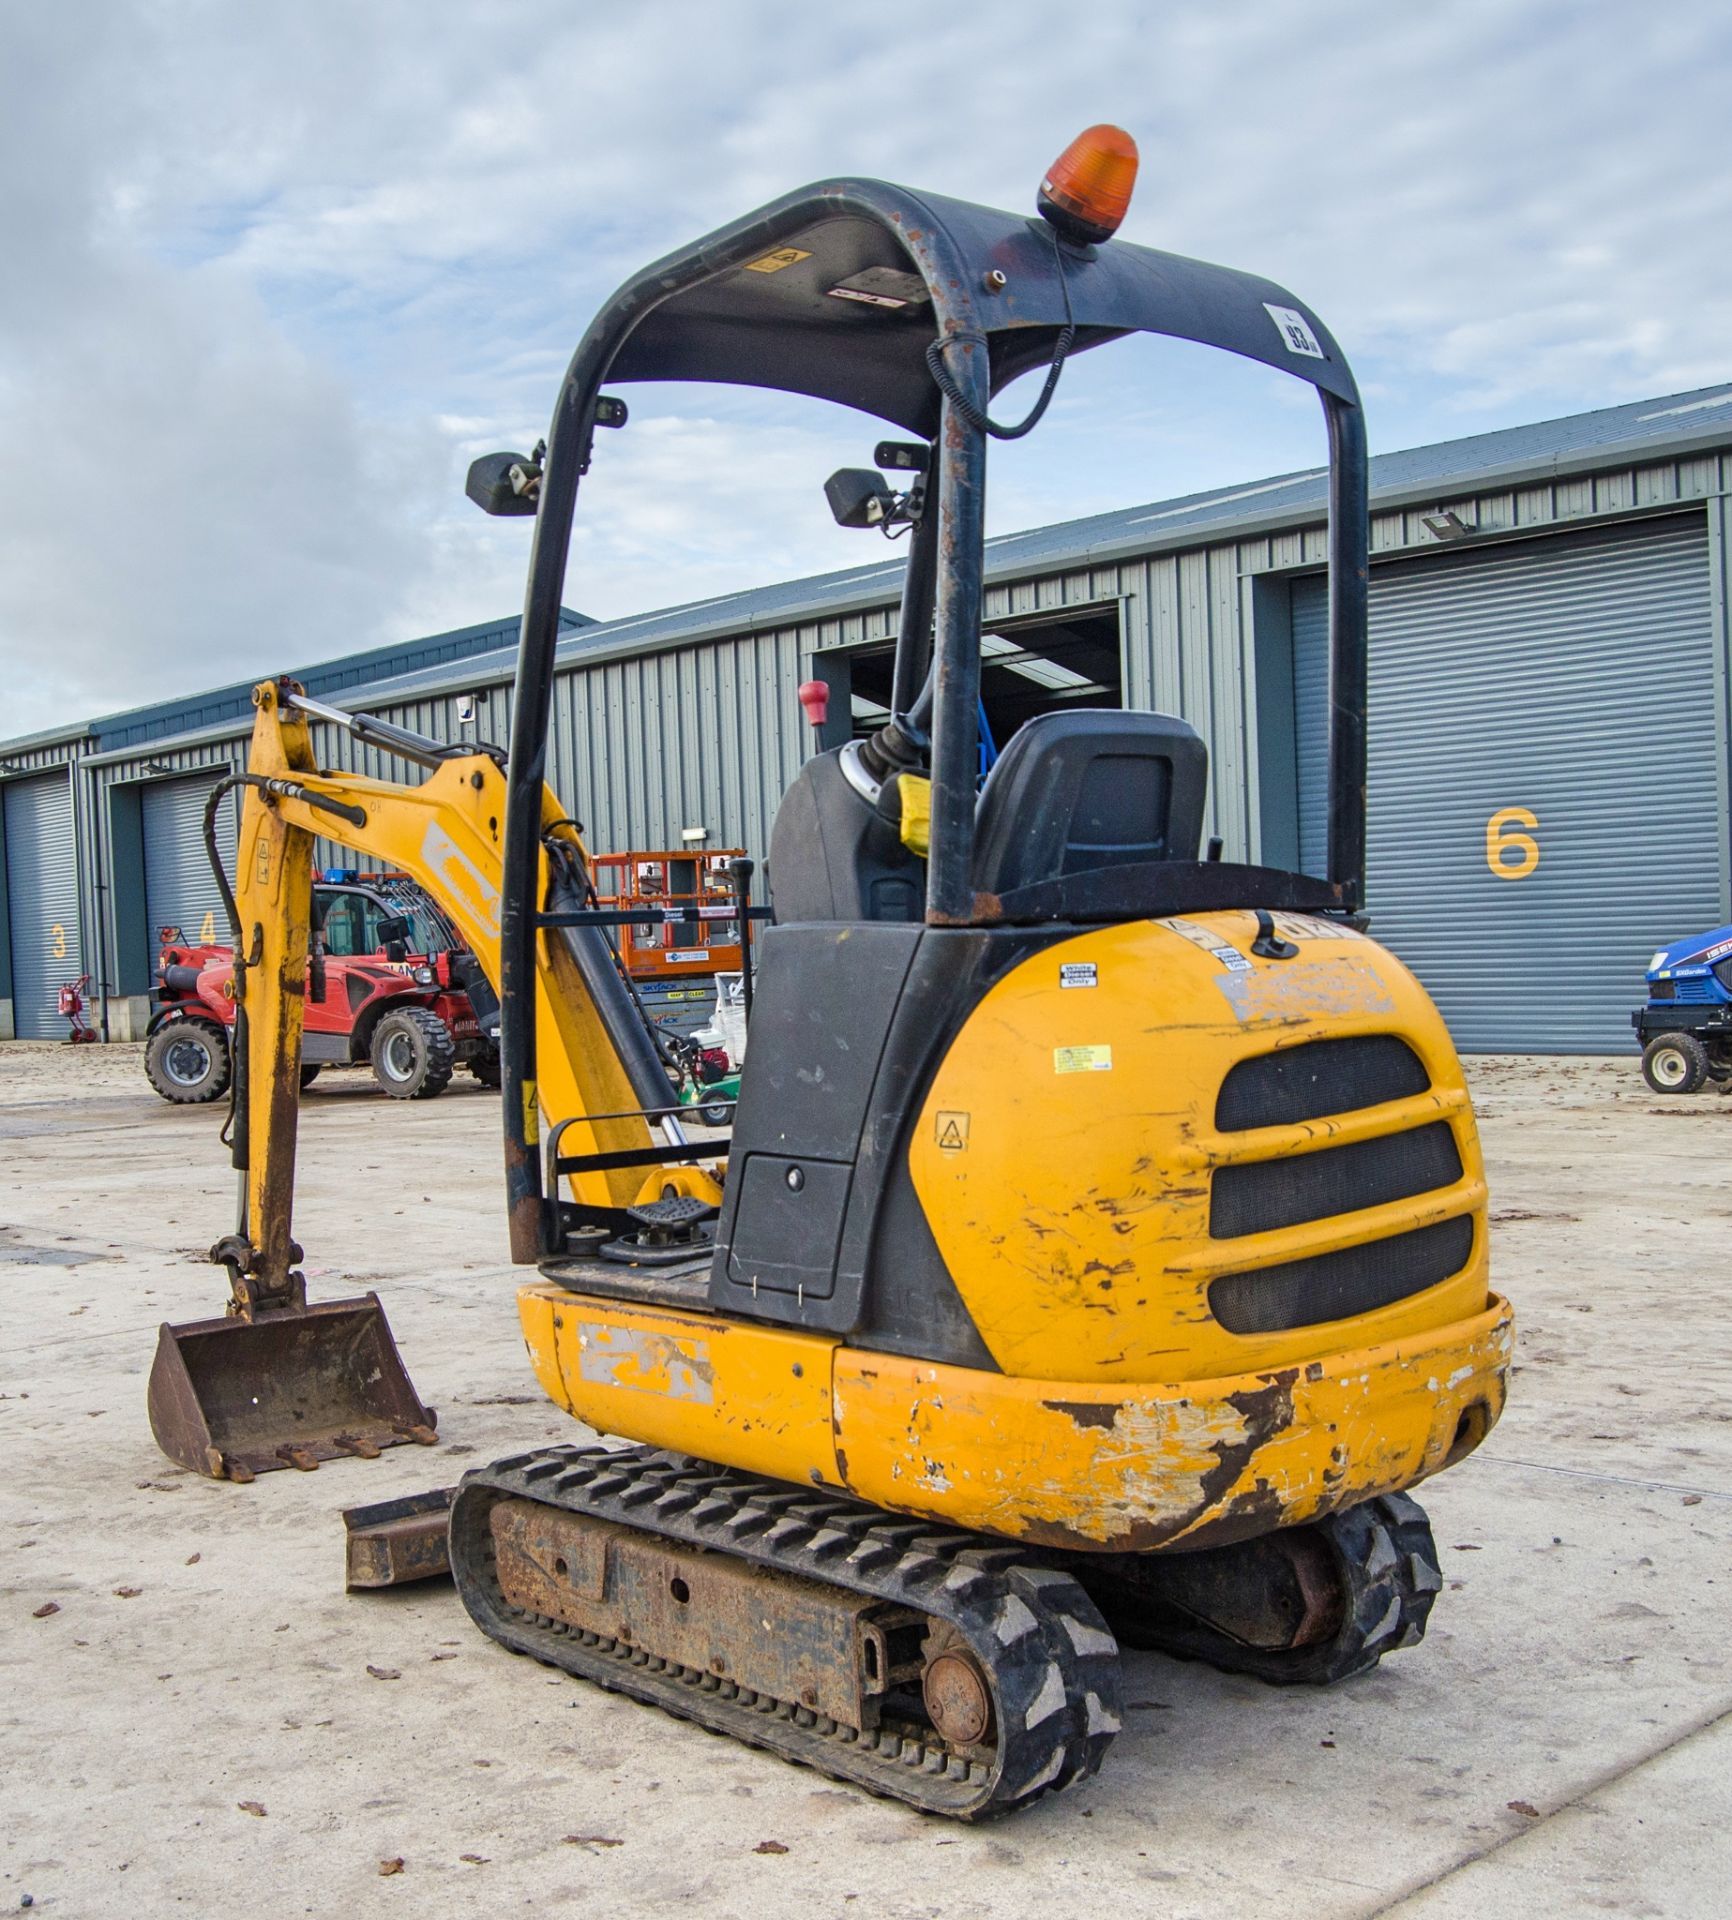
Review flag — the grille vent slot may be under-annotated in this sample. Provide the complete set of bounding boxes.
[1209,1215,1475,1335]
[1210,1123,1463,1240]
[1216,1035,1429,1131]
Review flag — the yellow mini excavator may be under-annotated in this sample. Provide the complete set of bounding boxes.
[152,127,1512,1817]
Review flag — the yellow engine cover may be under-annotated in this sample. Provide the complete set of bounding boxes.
[519,908,1511,1551]
[908,910,1490,1383]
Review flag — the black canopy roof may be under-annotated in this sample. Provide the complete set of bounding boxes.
[603,180,1359,435]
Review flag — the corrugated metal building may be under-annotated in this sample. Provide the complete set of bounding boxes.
[0,613,589,1038]
[4,386,1730,1050]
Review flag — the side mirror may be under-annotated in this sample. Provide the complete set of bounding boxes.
[466,451,541,517]
[824,467,897,529]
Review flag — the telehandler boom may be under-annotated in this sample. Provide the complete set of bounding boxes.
[160,126,1513,1816]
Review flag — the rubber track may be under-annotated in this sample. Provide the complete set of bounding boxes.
[449,1444,1122,1818]
[1100,1491,1444,1687]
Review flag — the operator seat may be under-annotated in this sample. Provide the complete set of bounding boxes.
[970,708,1208,896]
[766,707,1208,923]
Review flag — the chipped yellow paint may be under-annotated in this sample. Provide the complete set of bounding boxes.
[832,1294,1513,1549]
[909,912,1492,1383]
[518,1280,1511,1555]
[517,1286,842,1488]
[576,1322,716,1402]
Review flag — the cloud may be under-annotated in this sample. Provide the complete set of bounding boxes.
[2,1,1731,736]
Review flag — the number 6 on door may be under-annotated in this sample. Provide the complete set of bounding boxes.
[1485,807,1540,880]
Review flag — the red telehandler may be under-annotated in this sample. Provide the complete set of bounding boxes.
[145,868,499,1102]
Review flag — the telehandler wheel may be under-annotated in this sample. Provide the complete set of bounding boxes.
[467,1045,502,1088]
[1642,1030,1709,1095]
[369,1006,456,1100]
[299,1064,322,1091]
[144,1018,232,1104]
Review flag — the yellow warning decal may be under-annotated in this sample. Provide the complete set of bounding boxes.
[744,247,812,274]
[1054,1045,1113,1074]
[522,1080,539,1145]
[935,1110,970,1153]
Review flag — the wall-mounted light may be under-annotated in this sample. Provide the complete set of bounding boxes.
[681,825,709,843]
[1421,509,1471,541]
[143,760,176,776]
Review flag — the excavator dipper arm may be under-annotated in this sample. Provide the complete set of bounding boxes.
[147,676,701,1483]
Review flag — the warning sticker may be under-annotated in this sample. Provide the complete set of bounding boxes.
[935,1111,971,1153]
[826,267,930,310]
[1264,303,1325,359]
[1059,961,1098,990]
[744,247,812,274]
[1209,945,1254,974]
[1054,1045,1113,1074]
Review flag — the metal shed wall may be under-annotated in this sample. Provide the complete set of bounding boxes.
[525,557,1265,872]
[36,412,1732,1053]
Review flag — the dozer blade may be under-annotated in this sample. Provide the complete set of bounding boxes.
[147,1292,437,1483]
[343,1486,454,1589]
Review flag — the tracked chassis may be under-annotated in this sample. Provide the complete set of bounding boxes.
[450,1444,1123,1817]
[449,1444,1443,1818]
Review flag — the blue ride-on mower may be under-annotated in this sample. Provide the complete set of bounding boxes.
[1633,924,1732,1092]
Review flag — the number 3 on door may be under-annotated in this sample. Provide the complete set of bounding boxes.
[51,923,67,959]
[1486,807,1540,880]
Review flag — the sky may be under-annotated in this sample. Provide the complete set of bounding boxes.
[2,1,1730,739]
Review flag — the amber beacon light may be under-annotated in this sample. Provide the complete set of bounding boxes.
[1036,124,1140,244]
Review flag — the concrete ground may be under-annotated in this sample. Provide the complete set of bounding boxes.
[2,1044,1728,1918]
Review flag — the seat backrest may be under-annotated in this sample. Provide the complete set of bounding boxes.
[972,709,1208,897]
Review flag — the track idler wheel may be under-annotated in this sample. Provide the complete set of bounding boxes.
[921,1624,996,1751]
[1077,1492,1443,1687]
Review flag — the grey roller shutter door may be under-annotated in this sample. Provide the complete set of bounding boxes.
[1295,514,1721,1051]
[5,772,81,1039]
[143,777,238,949]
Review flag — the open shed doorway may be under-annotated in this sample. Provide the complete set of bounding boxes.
[845,606,1123,759]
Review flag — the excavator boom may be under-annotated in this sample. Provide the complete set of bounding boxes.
[147,678,701,1480]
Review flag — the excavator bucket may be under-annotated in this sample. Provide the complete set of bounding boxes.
[146,1293,437,1483]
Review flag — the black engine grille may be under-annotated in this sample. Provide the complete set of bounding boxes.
[1210,1123,1463,1240]
[1650,979,1676,1001]
[1216,1035,1429,1132]
[1209,1215,1475,1335]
